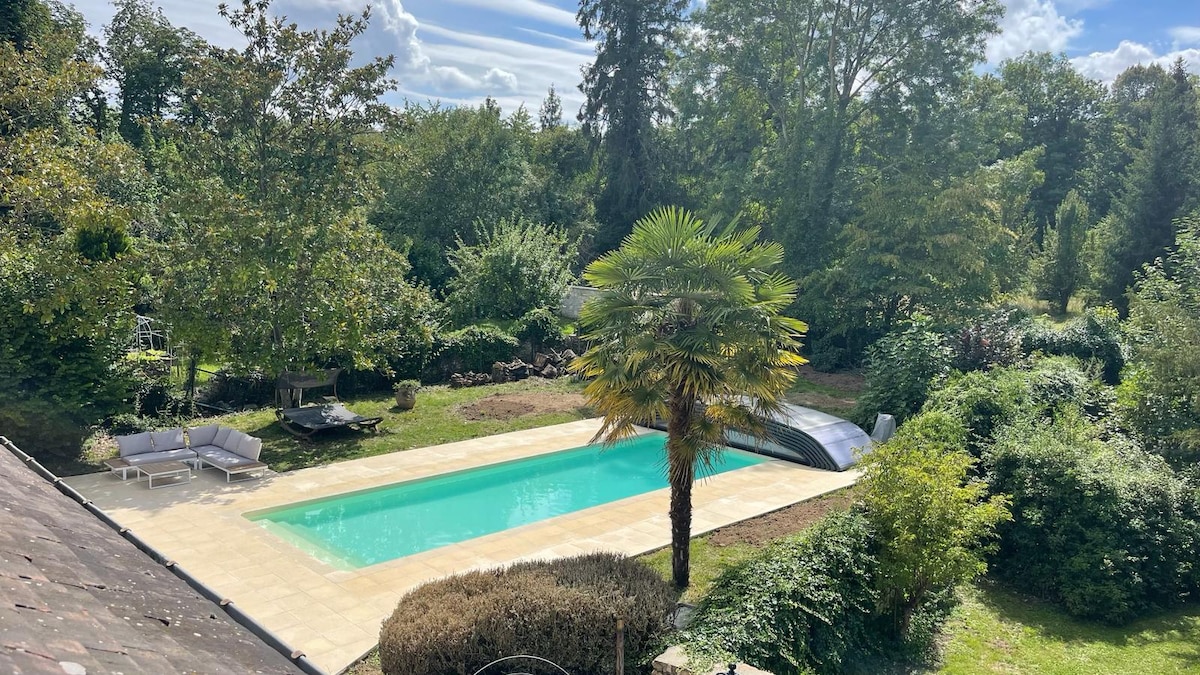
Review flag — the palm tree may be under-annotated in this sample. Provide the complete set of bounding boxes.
[571,206,807,588]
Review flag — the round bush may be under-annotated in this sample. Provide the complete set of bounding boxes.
[379,553,676,675]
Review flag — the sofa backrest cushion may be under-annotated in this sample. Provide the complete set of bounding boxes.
[213,426,233,448]
[236,435,262,462]
[222,429,247,452]
[116,432,154,457]
[188,424,220,447]
[150,428,187,452]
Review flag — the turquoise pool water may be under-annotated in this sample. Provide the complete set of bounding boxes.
[248,432,765,568]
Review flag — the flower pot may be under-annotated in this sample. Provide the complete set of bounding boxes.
[394,388,417,410]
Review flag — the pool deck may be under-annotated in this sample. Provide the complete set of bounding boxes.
[64,419,859,674]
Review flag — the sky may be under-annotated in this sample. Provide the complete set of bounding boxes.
[72,0,1200,116]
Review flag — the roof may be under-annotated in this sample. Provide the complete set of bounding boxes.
[0,441,305,675]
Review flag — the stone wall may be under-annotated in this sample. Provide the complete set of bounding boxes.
[652,646,774,675]
[558,284,600,320]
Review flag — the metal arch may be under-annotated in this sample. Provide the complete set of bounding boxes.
[471,655,572,675]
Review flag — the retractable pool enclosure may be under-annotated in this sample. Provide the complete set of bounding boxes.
[651,402,873,472]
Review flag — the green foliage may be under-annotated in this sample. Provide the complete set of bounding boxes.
[514,307,566,351]
[0,0,51,52]
[571,207,807,587]
[378,553,675,675]
[987,414,1200,623]
[1020,307,1125,383]
[431,325,519,376]
[578,0,687,252]
[680,510,879,673]
[950,308,1026,373]
[1034,190,1090,313]
[1089,62,1200,309]
[72,209,132,261]
[853,318,953,427]
[446,217,577,323]
[1123,214,1200,460]
[858,411,1010,634]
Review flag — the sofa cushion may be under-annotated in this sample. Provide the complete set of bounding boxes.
[196,446,251,468]
[235,435,262,462]
[222,429,247,452]
[116,432,155,458]
[187,424,220,447]
[150,428,187,452]
[212,426,233,448]
[124,448,198,466]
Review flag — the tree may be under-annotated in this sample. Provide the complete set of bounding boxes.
[570,207,807,588]
[0,0,51,52]
[103,0,201,146]
[1090,60,1200,310]
[577,0,687,252]
[161,0,436,374]
[859,411,1009,634]
[1035,190,1090,313]
[538,83,562,131]
[674,0,1003,278]
[998,53,1105,243]
[445,217,577,323]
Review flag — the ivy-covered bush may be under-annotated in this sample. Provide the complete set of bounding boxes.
[680,510,880,674]
[446,217,577,323]
[428,324,520,378]
[987,414,1200,623]
[379,553,675,675]
[515,307,566,353]
[852,318,953,427]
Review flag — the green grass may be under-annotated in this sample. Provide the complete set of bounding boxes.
[135,378,590,474]
[937,584,1200,675]
[639,538,757,604]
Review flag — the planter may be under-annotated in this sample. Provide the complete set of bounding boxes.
[394,388,417,410]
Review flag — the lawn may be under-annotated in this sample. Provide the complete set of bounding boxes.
[82,377,592,474]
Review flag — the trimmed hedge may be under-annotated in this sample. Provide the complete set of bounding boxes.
[379,553,676,675]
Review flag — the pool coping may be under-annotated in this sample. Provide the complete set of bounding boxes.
[63,419,859,674]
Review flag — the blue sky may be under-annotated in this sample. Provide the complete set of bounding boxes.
[73,0,1200,115]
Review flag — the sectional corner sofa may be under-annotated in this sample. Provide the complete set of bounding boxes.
[114,425,267,482]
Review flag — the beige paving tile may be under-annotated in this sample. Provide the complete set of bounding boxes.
[64,418,858,674]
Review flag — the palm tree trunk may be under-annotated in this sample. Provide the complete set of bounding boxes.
[667,392,695,589]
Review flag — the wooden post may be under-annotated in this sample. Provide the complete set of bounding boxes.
[615,618,625,674]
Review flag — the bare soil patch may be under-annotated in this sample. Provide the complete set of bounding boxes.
[458,391,590,421]
[706,487,858,547]
[799,365,865,394]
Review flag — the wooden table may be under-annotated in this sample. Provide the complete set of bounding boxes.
[135,460,192,489]
[102,457,136,480]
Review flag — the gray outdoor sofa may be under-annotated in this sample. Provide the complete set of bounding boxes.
[113,425,267,482]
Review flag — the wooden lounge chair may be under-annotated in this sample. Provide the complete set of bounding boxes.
[276,402,383,438]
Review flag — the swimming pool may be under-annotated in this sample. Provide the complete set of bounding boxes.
[247,432,765,568]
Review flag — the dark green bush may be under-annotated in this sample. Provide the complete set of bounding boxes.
[852,318,953,427]
[378,553,675,675]
[429,324,520,378]
[987,415,1200,623]
[515,307,566,353]
[950,308,1026,373]
[680,510,880,674]
[1020,307,1125,384]
[197,370,274,408]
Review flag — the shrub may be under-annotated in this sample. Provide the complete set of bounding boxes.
[446,217,578,323]
[950,308,1025,373]
[379,553,675,675]
[858,411,1010,635]
[515,307,566,353]
[986,414,1200,623]
[197,369,274,408]
[852,317,953,427]
[679,510,880,674]
[1020,307,1125,384]
[428,325,520,378]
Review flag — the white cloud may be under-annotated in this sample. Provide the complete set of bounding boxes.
[482,67,520,93]
[375,0,431,71]
[1170,26,1200,47]
[1071,40,1200,82]
[986,0,1083,63]
[442,0,578,29]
